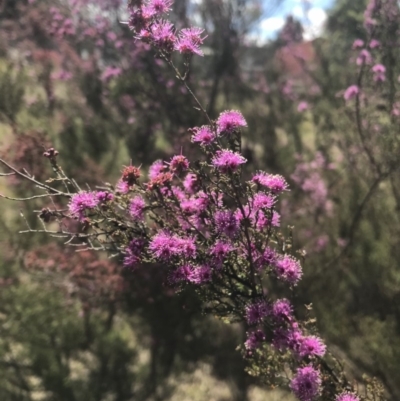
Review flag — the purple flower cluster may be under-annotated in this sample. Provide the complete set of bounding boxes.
[123,239,145,269]
[211,240,233,267]
[188,264,212,284]
[344,85,359,101]
[245,329,266,350]
[235,192,279,231]
[216,110,247,135]
[183,173,200,194]
[273,255,303,285]
[175,27,207,56]
[191,125,215,145]
[129,196,146,220]
[212,149,247,173]
[68,191,99,221]
[252,172,289,194]
[271,298,293,322]
[149,160,166,179]
[261,247,278,267]
[245,300,270,325]
[146,0,173,15]
[169,264,192,283]
[116,180,130,194]
[352,39,364,49]
[252,192,275,210]
[149,231,197,261]
[96,69,338,398]
[372,63,386,82]
[168,154,189,173]
[128,0,206,56]
[298,336,326,358]
[272,323,326,359]
[150,20,175,51]
[273,324,303,352]
[290,365,322,401]
[169,264,212,285]
[356,49,372,65]
[215,210,240,238]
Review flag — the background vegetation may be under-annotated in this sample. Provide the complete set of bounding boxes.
[0,0,399,400]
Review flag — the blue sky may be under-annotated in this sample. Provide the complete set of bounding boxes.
[256,0,336,42]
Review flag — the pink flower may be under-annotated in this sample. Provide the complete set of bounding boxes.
[175,236,197,259]
[169,264,193,283]
[150,20,176,52]
[168,154,189,173]
[273,255,303,285]
[392,103,400,117]
[215,210,240,238]
[352,39,364,49]
[210,240,233,267]
[96,191,114,203]
[290,366,322,401]
[212,150,247,173]
[343,85,359,101]
[51,70,73,81]
[123,239,145,269]
[188,265,212,284]
[372,63,386,82]
[315,235,329,252]
[191,125,215,145]
[252,192,275,210]
[68,192,99,221]
[297,101,309,112]
[270,210,281,227]
[129,9,150,33]
[145,0,173,15]
[149,160,166,179]
[273,325,303,351]
[102,66,122,81]
[183,173,200,193]
[175,27,206,56]
[372,64,386,74]
[356,49,372,65]
[260,247,278,267]
[180,198,198,215]
[116,180,130,194]
[271,298,293,322]
[216,110,247,135]
[129,196,146,220]
[369,39,380,49]
[149,231,177,261]
[298,336,326,358]
[252,172,288,194]
[245,300,270,324]
[245,330,265,350]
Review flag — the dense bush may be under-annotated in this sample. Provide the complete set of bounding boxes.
[0,0,399,400]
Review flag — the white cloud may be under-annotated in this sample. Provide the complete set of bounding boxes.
[260,16,285,33]
[307,7,327,24]
[292,5,305,18]
[251,2,330,45]
[303,7,327,40]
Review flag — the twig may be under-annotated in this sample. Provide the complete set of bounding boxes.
[0,157,67,196]
[0,193,64,201]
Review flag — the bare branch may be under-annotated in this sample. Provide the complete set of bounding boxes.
[0,158,68,196]
[0,193,65,201]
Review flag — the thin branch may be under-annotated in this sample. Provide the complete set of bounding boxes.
[0,158,67,196]
[0,193,64,201]
[326,170,391,268]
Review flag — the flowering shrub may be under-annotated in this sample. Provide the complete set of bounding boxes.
[0,0,394,400]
